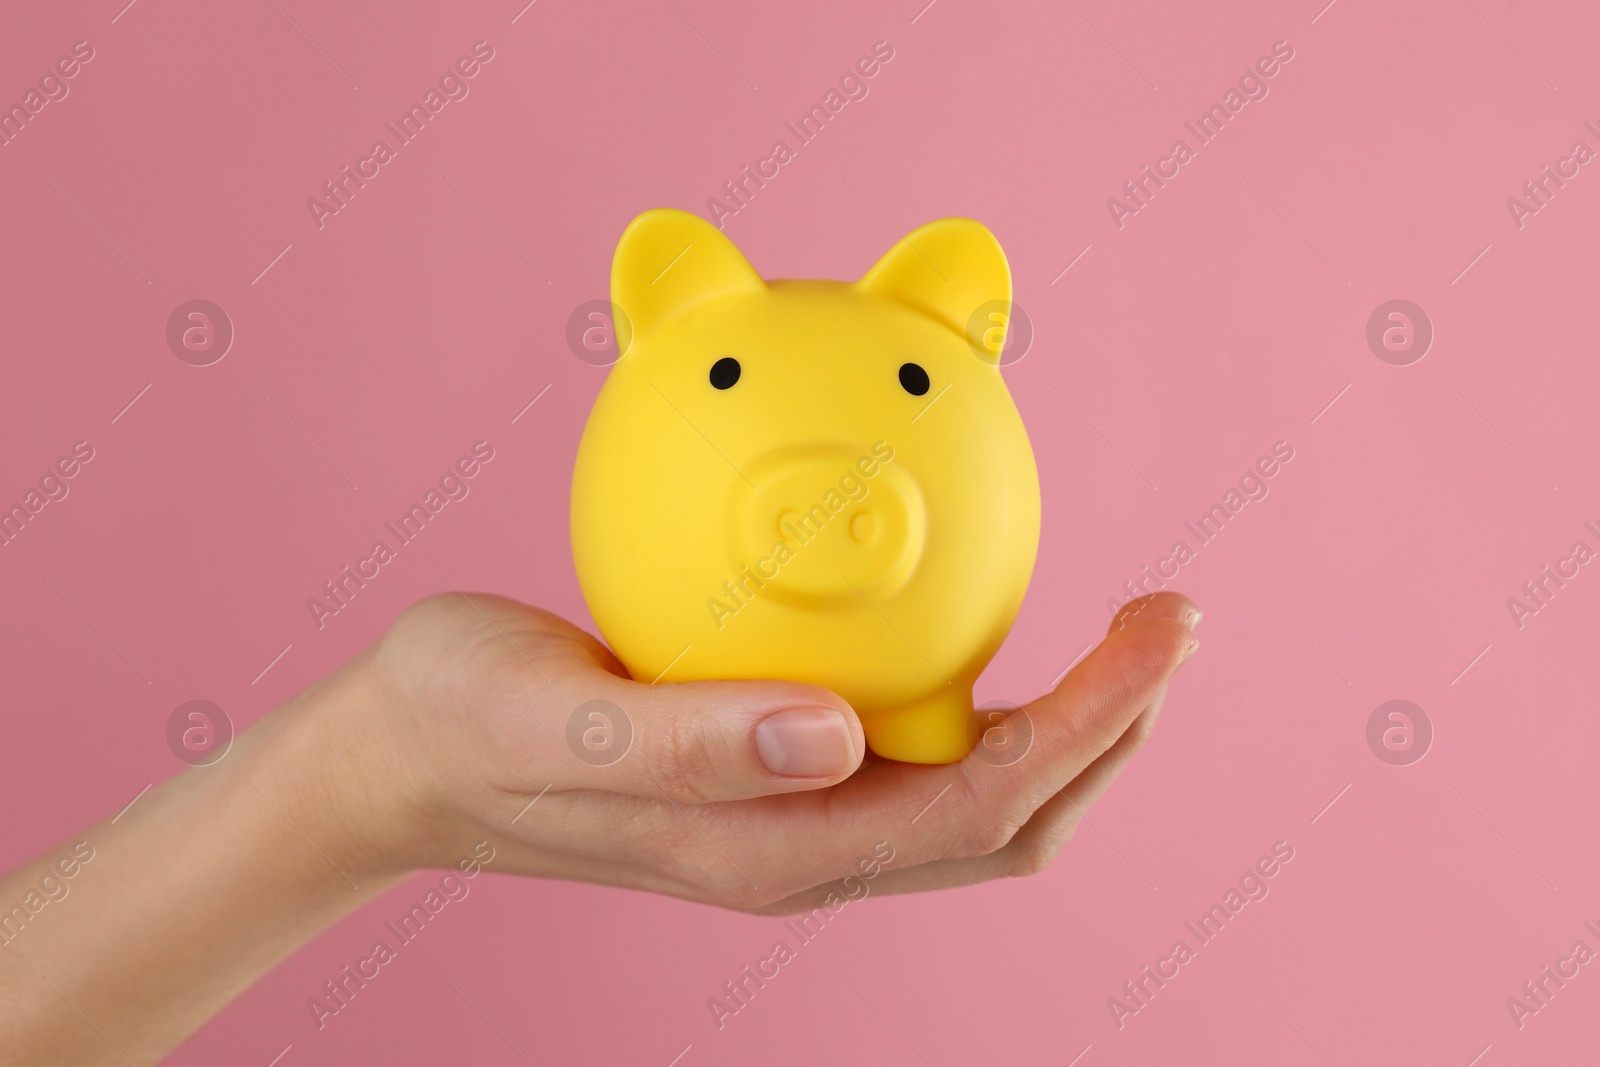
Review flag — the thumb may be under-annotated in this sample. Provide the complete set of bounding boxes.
[560,678,865,804]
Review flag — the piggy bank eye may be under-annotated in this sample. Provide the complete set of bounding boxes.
[710,357,741,389]
[898,362,930,396]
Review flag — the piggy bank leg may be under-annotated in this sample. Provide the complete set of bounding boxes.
[860,689,981,765]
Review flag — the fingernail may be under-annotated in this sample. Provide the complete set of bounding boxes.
[1179,636,1200,664]
[756,707,857,777]
[1183,608,1203,631]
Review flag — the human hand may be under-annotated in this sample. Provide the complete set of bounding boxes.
[342,589,1201,912]
[0,590,1197,1065]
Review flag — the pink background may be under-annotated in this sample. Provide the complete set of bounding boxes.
[3,0,1599,1063]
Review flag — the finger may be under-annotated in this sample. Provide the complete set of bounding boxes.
[960,594,1197,818]
[694,596,1201,901]
[998,681,1170,874]
[521,596,1197,908]
[428,594,871,804]
[588,595,1196,816]
[747,682,1178,914]
[1018,598,1204,854]
[547,673,867,805]
[1108,591,1202,636]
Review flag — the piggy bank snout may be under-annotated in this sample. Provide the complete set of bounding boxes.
[730,447,925,605]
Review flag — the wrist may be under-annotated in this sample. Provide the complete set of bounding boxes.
[247,649,435,885]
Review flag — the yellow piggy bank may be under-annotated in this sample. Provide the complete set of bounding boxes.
[571,209,1040,764]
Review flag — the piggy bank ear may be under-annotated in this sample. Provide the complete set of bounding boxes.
[855,218,1012,361]
[611,209,765,354]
